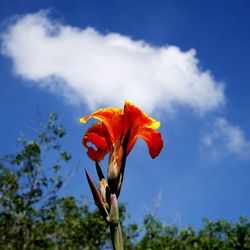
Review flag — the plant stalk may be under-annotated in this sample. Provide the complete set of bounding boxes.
[110,222,123,250]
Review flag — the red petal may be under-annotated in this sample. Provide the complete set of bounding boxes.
[80,107,123,144]
[123,101,162,157]
[82,122,108,161]
[124,101,160,130]
[138,128,163,159]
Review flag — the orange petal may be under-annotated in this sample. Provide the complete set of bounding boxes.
[138,128,163,158]
[82,122,108,161]
[124,100,160,130]
[124,100,162,156]
[80,107,123,144]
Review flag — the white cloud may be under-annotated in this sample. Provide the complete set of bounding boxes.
[1,11,225,113]
[202,118,250,160]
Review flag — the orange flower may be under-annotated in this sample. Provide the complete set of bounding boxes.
[80,100,163,162]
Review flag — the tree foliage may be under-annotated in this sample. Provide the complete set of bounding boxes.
[0,113,250,249]
[135,215,250,250]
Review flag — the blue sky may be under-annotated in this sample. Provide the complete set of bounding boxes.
[1,0,250,228]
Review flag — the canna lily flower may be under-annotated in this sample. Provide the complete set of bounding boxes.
[82,101,164,249]
[80,100,163,163]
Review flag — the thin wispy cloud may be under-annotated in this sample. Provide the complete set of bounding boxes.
[1,11,225,113]
[202,118,250,160]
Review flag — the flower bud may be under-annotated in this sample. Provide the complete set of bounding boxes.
[85,169,108,220]
[109,193,119,225]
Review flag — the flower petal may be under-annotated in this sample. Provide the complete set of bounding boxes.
[123,100,162,156]
[80,107,123,144]
[82,122,108,161]
[124,100,160,130]
[138,128,163,158]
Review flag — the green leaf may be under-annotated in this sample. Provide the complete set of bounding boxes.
[60,151,71,161]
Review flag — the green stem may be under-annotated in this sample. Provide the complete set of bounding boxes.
[110,222,123,250]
